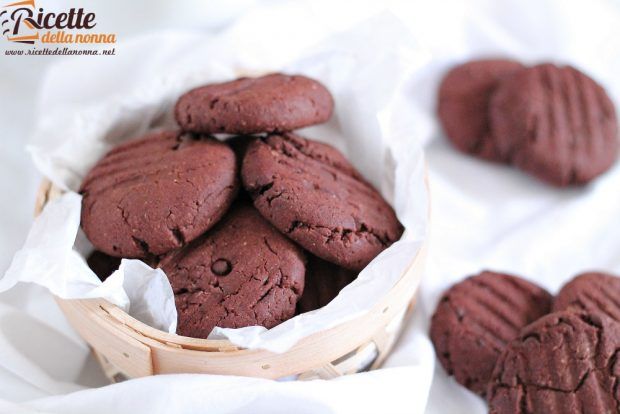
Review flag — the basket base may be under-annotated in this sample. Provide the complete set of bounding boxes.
[89,295,417,383]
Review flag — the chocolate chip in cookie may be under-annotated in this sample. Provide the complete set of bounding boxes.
[159,205,306,339]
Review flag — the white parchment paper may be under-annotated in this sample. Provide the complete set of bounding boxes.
[0,13,429,353]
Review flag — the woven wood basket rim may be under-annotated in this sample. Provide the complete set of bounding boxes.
[36,178,427,378]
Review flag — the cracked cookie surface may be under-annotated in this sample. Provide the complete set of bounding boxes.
[488,311,620,414]
[175,73,334,134]
[430,271,552,396]
[438,59,524,162]
[80,130,238,258]
[490,63,619,186]
[159,205,306,339]
[241,133,403,271]
[554,272,620,322]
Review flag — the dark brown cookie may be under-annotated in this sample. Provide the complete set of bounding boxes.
[80,130,238,258]
[159,205,306,339]
[297,255,357,314]
[430,271,552,396]
[438,59,525,161]
[86,250,121,282]
[175,73,334,135]
[553,272,620,321]
[487,311,620,413]
[490,63,619,186]
[241,133,403,271]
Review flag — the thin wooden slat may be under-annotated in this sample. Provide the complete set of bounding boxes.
[92,350,128,383]
[314,363,342,379]
[332,342,378,375]
[370,330,393,370]
[296,371,318,381]
[34,179,52,216]
[103,305,239,353]
[56,299,153,378]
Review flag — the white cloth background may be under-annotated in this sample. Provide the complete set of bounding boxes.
[1,0,620,413]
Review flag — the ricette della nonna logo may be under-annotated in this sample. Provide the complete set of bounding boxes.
[2,0,116,55]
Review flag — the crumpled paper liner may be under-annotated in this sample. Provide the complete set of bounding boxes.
[1,13,428,353]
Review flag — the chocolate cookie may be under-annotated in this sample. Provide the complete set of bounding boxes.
[159,205,306,338]
[430,271,552,396]
[80,130,238,258]
[241,133,403,271]
[487,311,620,413]
[438,59,524,161]
[490,63,619,186]
[297,255,357,314]
[175,73,334,135]
[86,250,121,282]
[554,272,620,321]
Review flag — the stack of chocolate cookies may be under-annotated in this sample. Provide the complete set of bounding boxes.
[80,73,403,339]
[430,270,620,413]
[438,59,619,187]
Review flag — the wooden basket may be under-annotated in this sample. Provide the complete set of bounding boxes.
[35,179,427,382]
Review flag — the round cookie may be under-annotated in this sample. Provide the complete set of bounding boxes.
[241,133,403,271]
[554,272,620,321]
[490,63,619,186]
[430,271,552,396]
[80,130,238,258]
[297,255,357,314]
[159,205,306,339]
[175,73,334,135]
[438,59,525,161]
[488,311,620,413]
